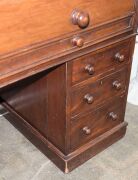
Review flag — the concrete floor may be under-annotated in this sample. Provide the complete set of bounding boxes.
[0,104,138,180]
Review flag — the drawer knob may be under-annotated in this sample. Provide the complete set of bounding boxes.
[71,9,90,29]
[109,112,118,121]
[113,80,122,90]
[85,64,95,75]
[115,53,125,62]
[83,126,91,135]
[84,94,94,104]
[72,36,84,48]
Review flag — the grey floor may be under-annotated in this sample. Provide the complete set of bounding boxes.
[0,104,138,180]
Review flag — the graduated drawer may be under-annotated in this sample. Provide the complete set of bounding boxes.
[69,39,131,85]
[70,95,126,151]
[71,67,128,117]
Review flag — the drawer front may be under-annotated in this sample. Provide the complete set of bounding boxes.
[0,0,134,55]
[71,67,128,117]
[70,95,126,151]
[70,39,131,85]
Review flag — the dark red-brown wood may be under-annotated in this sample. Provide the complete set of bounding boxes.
[70,66,128,117]
[70,95,126,151]
[0,0,137,174]
[69,39,132,85]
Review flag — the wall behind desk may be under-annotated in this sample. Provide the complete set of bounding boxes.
[128,35,138,105]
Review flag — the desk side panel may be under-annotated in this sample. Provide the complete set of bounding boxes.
[1,64,67,153]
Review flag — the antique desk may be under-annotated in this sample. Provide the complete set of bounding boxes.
[0,0,138,173]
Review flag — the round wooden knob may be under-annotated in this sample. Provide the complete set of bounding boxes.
[84,94,94,104]
[109,112,118,121]
[72,36,84,47]
[82,126,91,135]
[71,9,90,29]
[85,64,95,75]
[115,53,125,62]
[113,80,122,90]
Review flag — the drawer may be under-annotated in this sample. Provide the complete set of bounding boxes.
[70,95,126,151]
[71,67,128,117]
[70,39,131,85]
[0,0,134,55]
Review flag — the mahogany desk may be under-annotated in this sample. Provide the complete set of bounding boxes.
[0,0,138,173]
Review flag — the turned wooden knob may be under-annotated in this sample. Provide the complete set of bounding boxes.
[84,94,94,104]
[72,36,84,47]
[82,126,91,135]
[85,64,95,75]
[113,80,122,90]
[109,112,118,121]
[71,9,90,29]
[115,53,125,62]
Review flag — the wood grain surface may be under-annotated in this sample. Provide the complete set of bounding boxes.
[0,0,134,55]
[0,0,137,173]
